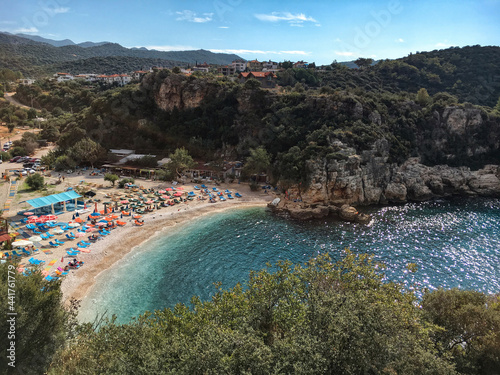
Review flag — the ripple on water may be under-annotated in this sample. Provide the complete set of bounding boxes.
[79,198,500,324]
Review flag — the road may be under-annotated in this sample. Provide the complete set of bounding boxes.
[4,92,33,110]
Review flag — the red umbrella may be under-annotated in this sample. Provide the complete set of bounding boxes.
[27,217,40,223]
[23,212,35,216]
[41,214,58,221]
[173,192,182,197]
[158,190,166,194]
[166,188,173,191]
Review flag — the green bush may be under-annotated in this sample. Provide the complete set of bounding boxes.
[25,173,44,190]
[118,177,135,188]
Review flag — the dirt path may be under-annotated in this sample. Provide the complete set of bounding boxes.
[4,92,32,110]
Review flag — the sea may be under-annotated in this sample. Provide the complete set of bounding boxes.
[78,197,500,324]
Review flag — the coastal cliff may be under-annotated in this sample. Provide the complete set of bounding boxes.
[270,138,500,221]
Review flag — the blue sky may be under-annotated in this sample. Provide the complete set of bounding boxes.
[1,0,499,64]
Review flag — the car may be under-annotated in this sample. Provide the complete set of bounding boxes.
[25,168,36,174]
[18,157,29,163]
[23,162,34,169]
[16,170,27,176]
[10,156,21,162]
[29,158,39,163]
[34,165,45,171]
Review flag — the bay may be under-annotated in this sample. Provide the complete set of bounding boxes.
[78,198,500,324]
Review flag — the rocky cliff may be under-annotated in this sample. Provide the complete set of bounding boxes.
[272,138,500,221]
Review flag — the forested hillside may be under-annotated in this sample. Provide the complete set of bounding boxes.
[280,46,500,108]
[0,32,241,76]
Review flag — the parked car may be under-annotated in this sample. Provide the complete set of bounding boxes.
[10,156,21,162]
[24,168,36,175]
[16,170,27,176]
[18,157,29,163]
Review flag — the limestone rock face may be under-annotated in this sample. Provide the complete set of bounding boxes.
[154,75,214,111]
[284,140,500,213]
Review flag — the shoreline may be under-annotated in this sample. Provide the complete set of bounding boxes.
[60,198,271,306]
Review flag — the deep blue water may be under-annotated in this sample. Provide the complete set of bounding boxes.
[78,198,500,324]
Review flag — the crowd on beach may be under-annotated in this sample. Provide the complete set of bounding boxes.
[1,179,256,283]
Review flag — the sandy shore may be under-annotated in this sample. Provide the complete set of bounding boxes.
[60,197,271,305]
[3,171,274,306]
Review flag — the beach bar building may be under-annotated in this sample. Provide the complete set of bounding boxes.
[25,191,83,215]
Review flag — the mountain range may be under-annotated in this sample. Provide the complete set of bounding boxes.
[0,32,242,76]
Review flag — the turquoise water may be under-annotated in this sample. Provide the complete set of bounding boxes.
[79,198,500,324]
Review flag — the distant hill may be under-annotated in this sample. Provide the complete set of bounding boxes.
[0,32,242,76]
[15,33,111,48]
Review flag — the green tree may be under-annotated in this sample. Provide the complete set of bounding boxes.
[354,57,374,69]
[422,289,500,374]
[166,147,195,179]
[416,87,431,106]
[25,173,44,190]
[104,173,119,186]
[69,138,106,168]
[243,146,271,177]
[495,96,500,113]
[0,262,71,374]
[48,252,456,374]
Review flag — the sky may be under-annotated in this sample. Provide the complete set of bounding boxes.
[0,0,499,65]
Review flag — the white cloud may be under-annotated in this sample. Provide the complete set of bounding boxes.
[210,49,310,56]
[254,12,320,27]
[210,49,273,55]
[176,10,213,23]
[15,27,39,33]
[280,50,310,55]
[335,51,355,57]
[397,38,404,43]
[144,45,198,51]
[43,7,69,15]
[218,26,229,29]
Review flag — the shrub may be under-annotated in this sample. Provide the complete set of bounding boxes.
[25,173,44,190]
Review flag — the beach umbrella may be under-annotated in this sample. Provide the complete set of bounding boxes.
[12,240,33,247]
[174,192,182,197]
[176,187,184,190]
[28,236,42,242]
[41,214,58,221]
[120,200,129,204]
[75,217,83,223]
[27,217,41,224]
[23,211,35,216]
[68,222,80,228]
[158,190,166,194]
[133,214,142,219]
[166,188,173,191]
[75,232,85,237]
[96,222,107,227]
[145,200,153,204]
[51,228,64,235]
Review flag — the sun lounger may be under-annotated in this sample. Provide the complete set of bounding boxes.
[225,189,232,194]
[49,241,60,247]
[40,233,50,240]
[45,275,58,281]
[220,196,226,201]
[77,242,89,248]
[201,184,208,188]
[66,234,75,240]
[235,193,243,198]
[26,224,36,230]
[55,239,65,245]
[55,269,68,277]
[213,187,219,191]
[11,250,22,258]
[66,250,79,256]
[227,194,234,199]
[46,232,54,238]
[134,220,144,226]
[194,185,200,190]
[21,248,31,256]
[28,257,45,265]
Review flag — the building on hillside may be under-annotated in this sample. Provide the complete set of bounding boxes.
[218,65,236,76]
[238,71,277,88]
[193,62,210,73]
[262,60,279,72]
[247,59,263,71]
[293,61,308,69]
[231,59,247,72]
[132,70,149,80]
[54,72,74,82]
[17,78,36,85]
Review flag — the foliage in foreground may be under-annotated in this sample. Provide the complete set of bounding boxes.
[0,262,73,375]
[48,252,490,375]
